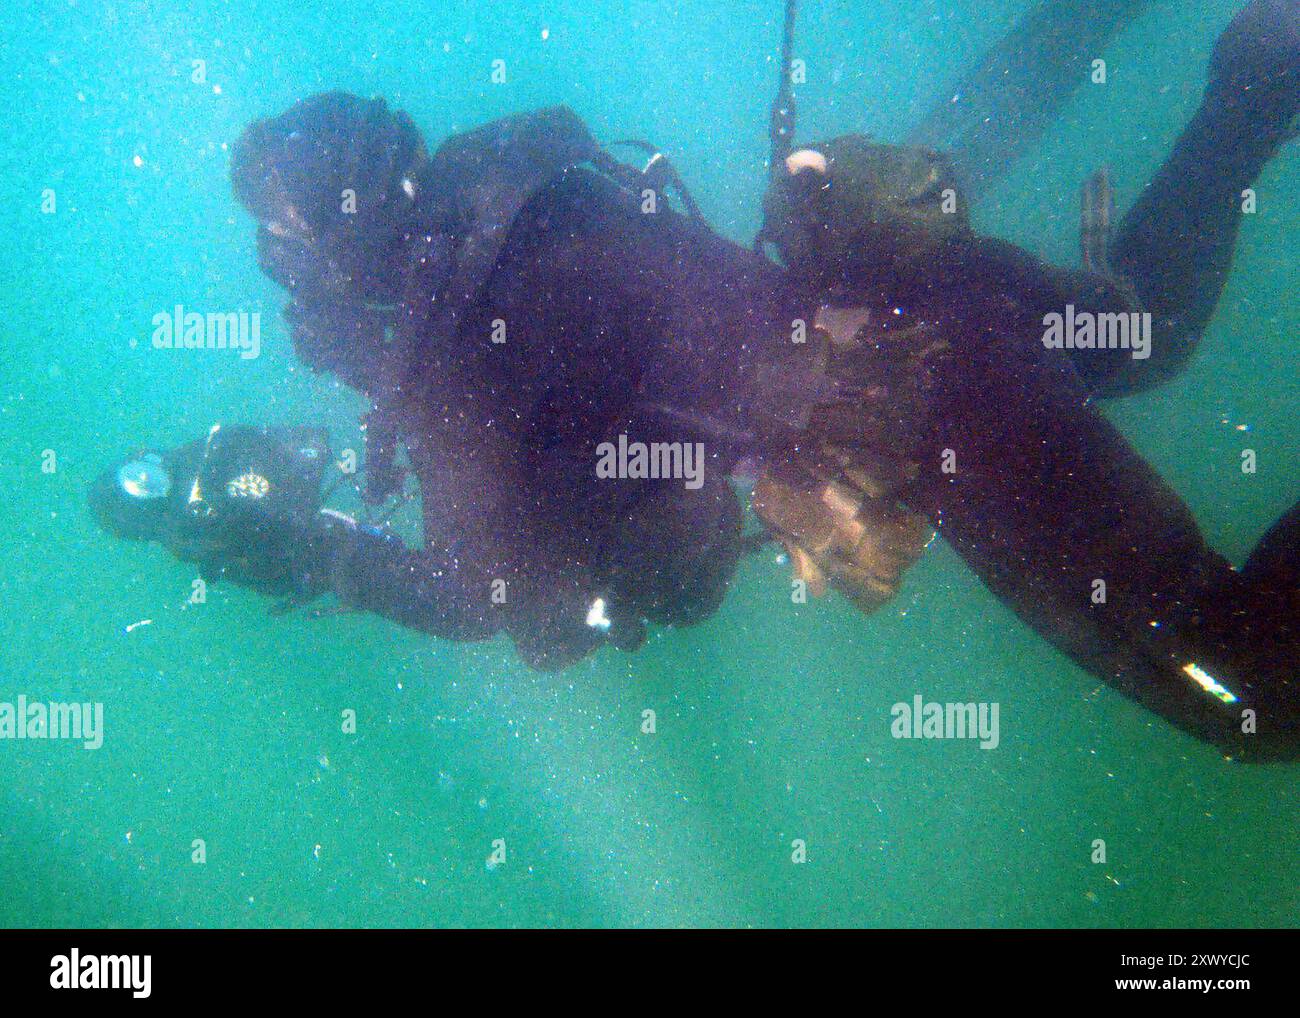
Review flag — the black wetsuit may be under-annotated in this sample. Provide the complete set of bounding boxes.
[233,142,1298,756]
[1101,0,1300,393]
[209,23,1300,755]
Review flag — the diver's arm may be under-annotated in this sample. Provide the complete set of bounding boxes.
[177,505,503,642]
[321,514,502,642]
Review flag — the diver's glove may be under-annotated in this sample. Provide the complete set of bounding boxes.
[502,566,648,672]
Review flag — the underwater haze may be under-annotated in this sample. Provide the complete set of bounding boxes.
[1,0,1297,927]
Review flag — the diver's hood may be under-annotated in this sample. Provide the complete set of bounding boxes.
[760,135,970,275]
[232,96,601,308]
[231,92,429,304]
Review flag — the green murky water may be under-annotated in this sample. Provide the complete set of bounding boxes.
[1,0,1295,927]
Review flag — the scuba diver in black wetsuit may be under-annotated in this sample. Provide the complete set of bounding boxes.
[91,1,1299,757]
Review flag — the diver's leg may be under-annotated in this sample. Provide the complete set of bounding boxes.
[1102,0,1300,395]
[1237,503,1300,677]
[909,321,1300,759]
